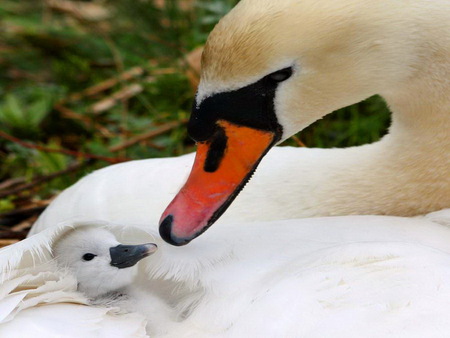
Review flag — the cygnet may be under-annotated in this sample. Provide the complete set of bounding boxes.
[53,227,175,336]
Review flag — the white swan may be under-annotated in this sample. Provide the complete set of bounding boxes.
[30,0,449,243]
[3,212,450,337]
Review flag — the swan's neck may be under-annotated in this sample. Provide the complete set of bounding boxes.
[224,55,450,222]
[270,1,450,218]
[313,74,450,216]
[302,20,450,217]
[387,1,450,144]
[384,51,450,148]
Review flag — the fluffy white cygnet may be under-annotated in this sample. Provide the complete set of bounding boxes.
[53,227,175,336]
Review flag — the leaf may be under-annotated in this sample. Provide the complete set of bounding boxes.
[28,95,53,127]
[1,94,27,129]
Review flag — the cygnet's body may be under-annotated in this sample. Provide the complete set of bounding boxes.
[54,228,174,336]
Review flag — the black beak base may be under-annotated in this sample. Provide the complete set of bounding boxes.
[110,243,157,269]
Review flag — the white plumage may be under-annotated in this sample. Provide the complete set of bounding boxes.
[3,212,450,337]
[5,0,450,335]
[53,227,175,336]
[0,222,150,337]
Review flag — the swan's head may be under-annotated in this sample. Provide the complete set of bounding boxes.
[160,0,423,245]
[54,227,157,298]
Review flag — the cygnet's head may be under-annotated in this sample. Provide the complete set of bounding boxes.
[53,227,157,299]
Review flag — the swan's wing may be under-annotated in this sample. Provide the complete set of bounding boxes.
[1,221,76,280]
[424,208,450,227]
[214,242,450,338]
[0,221,149,337]
[29,154,196,236]
[145,213,450,282]
[152,241,450,338]
[145,215,450,337]
[0,303,148,338]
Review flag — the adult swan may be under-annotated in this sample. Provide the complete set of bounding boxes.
[31,0,449,240]
[159,0,450,245]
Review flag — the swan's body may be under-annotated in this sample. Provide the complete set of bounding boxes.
[29,141,450,236]
[4,212,450,337]
[32,146,433,235]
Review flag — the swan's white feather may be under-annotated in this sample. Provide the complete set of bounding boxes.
[4,212,450,336]
[0,304,147,338]
[150,213,450,337]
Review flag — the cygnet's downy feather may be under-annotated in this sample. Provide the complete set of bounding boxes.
[53,227,156,298]
[53,227,176,336]
[0,221,153,338]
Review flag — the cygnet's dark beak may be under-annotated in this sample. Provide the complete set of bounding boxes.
[110,243,157,269]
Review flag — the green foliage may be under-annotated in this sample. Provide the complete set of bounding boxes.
[292,95,390,148]
[0,86,61,139]
[196,0,238,25]
[0,198,15,213]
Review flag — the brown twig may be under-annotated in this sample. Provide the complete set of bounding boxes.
[11,214,40,232]
[65,67,145,103]
[45,0,110,22]
[0,161,89,199]
[0,178,26,191]
[0,239,19,248]
[0,130,130,163]
[291,135,307,147]
[148,68,178,75]
[109,120,187,152]
[0,206,47,220]
[11,213,41,231]
[0,164,83,199]
[54,104,115,137]
[62,66,176,105]
[54,103,91,123]
[0,230,29,240]
[90,83,143,114]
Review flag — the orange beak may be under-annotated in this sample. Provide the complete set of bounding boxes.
[159,120,276,245]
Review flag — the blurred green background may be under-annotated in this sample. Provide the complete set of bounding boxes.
[0,0,390,232]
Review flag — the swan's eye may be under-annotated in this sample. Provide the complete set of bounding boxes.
[82,253,96,261]
[267,67,293,82]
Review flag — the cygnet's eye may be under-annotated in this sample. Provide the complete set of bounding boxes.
[267,67,293,82]
[82,253,96,261]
